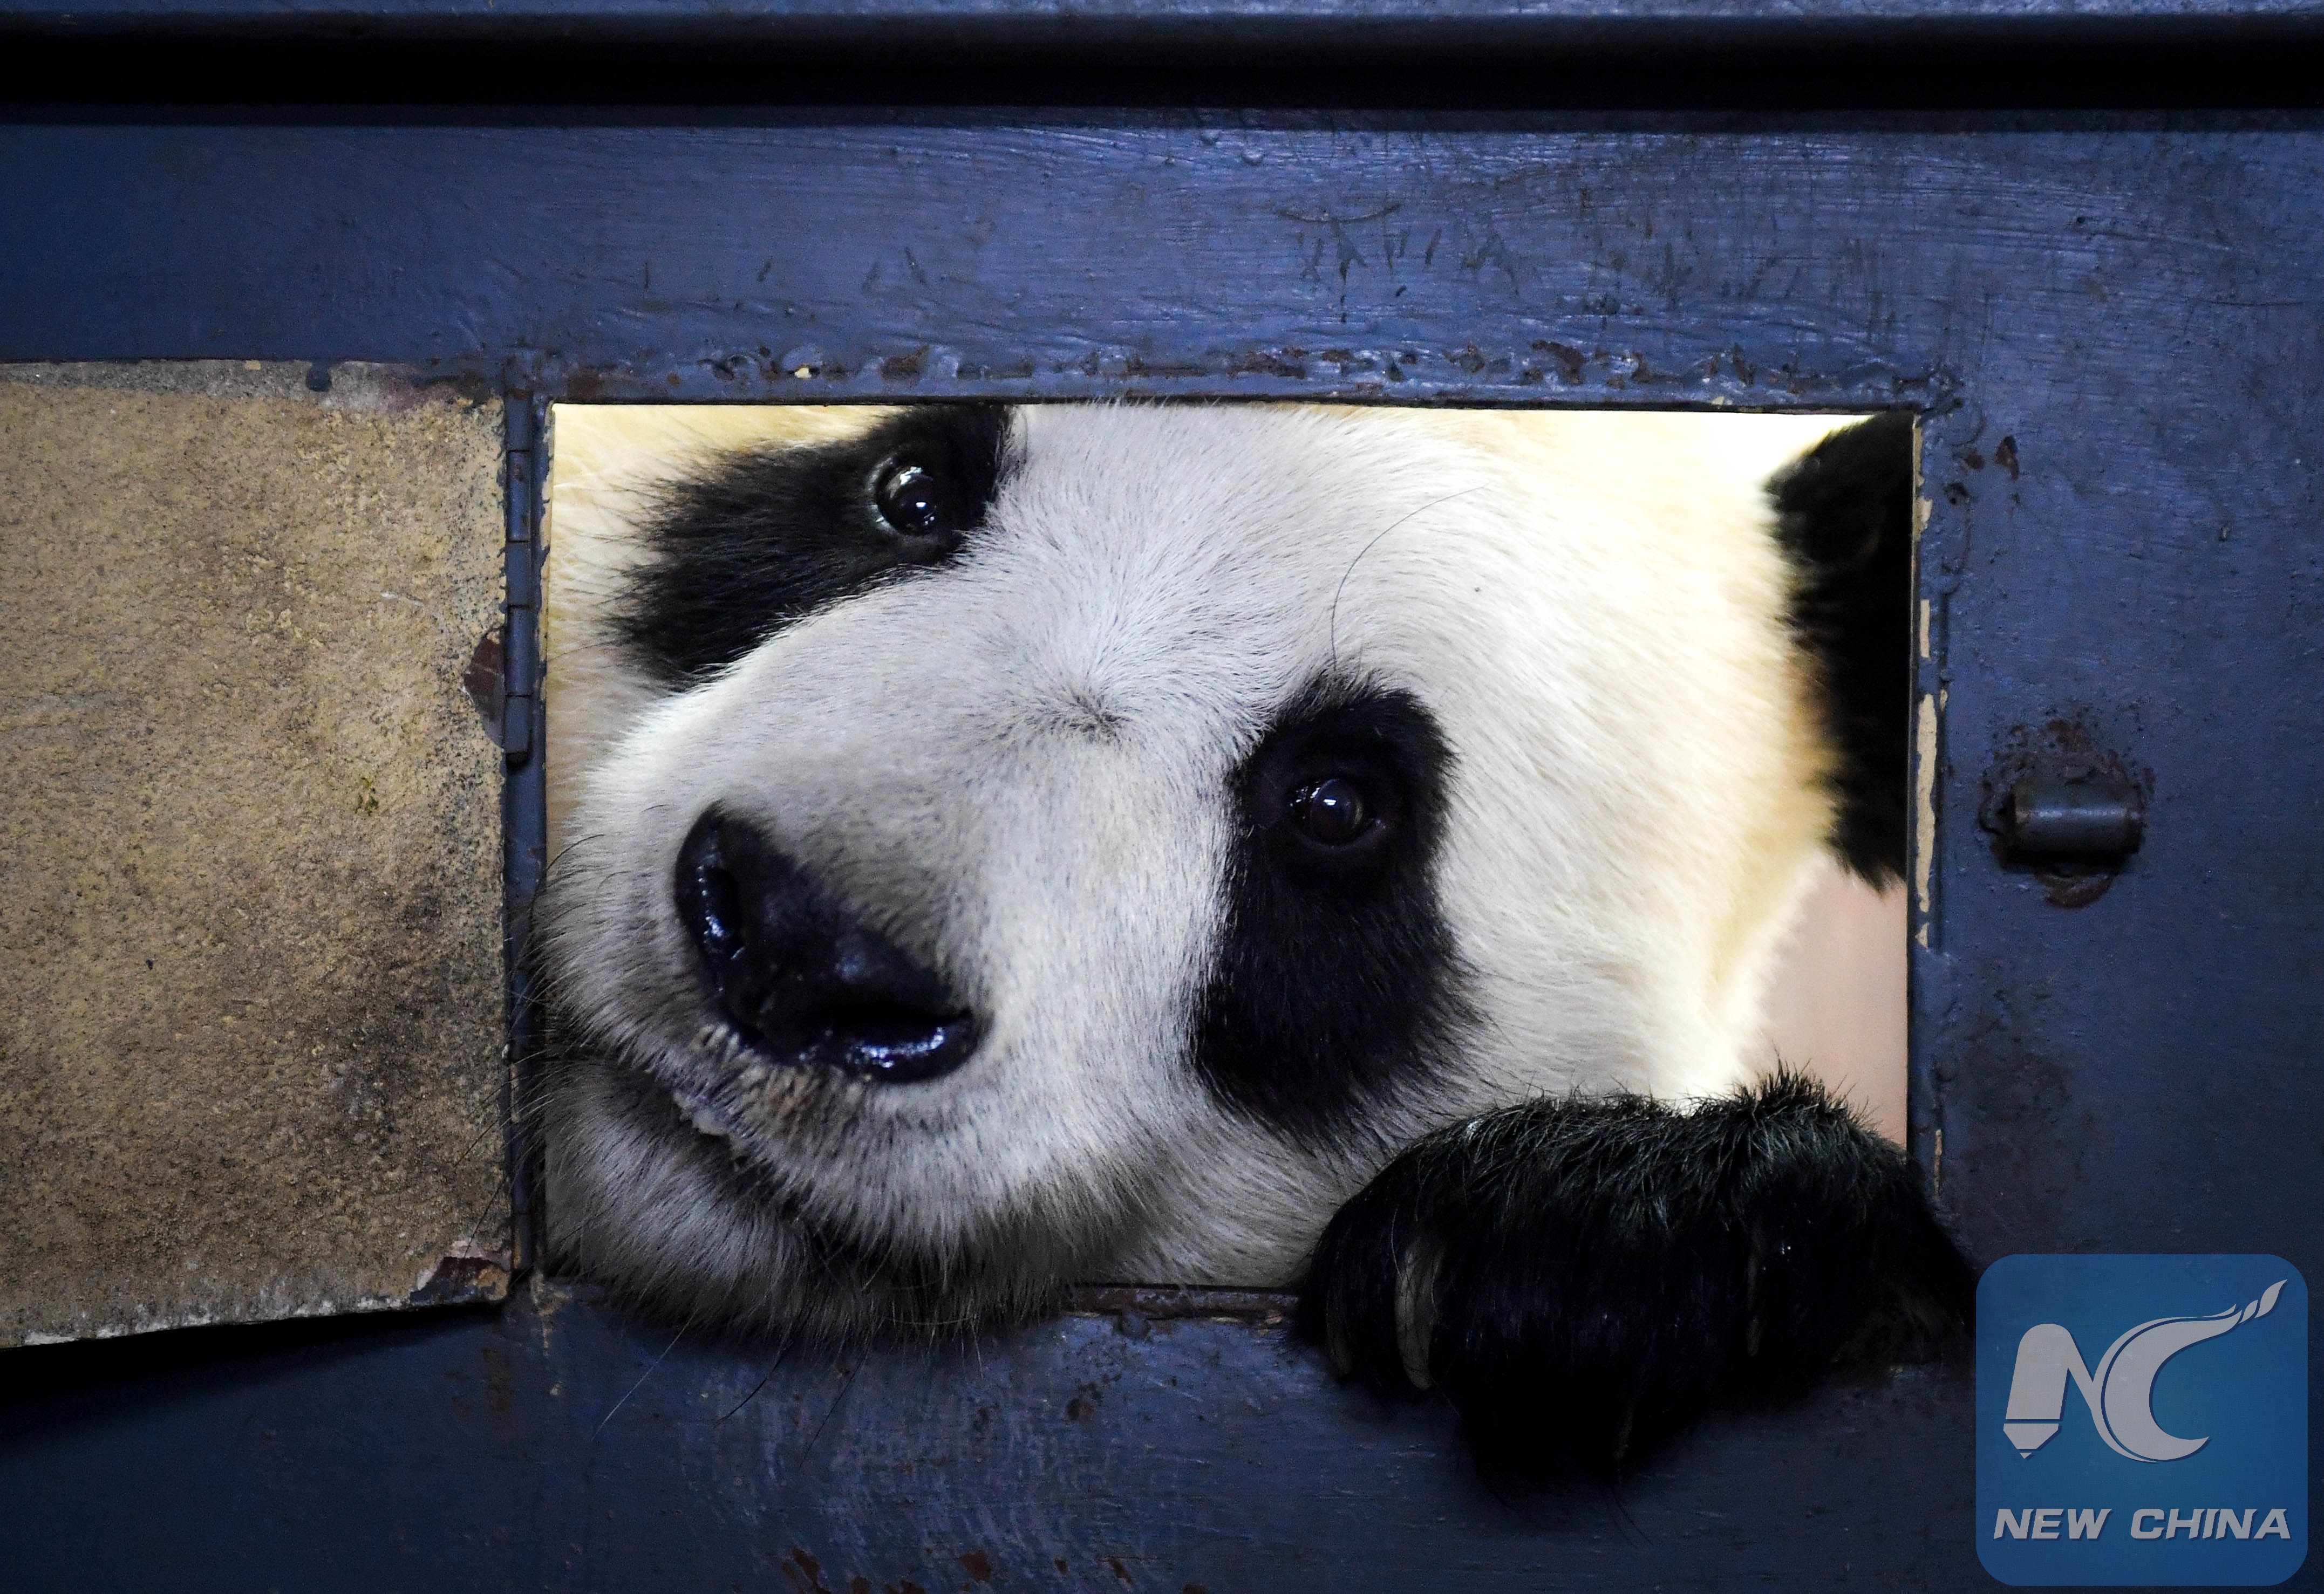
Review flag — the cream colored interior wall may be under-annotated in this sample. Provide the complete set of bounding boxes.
[1762,864,1910,1142]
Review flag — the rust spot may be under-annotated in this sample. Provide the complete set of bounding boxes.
[850,1581,871,1594]
[463,624,507,745]
[1224,348,1307,380]
[1064,1390,1099,1420]
[1054,1559,1069,1575]
[1943,481,1972,505]
[1533,340,1587,383]
[1107,1558,1134,1586]
[784,1549,834,1594]
[881,346,930,381]
[897,1582,929,1594]
[1123,358,1207,379]
[1960,449,1986,471]
[410,1254,510,1306]
[959,1551,992,1584]
[2035,871,2116,909]
[1994,435,2020,479]
[418,368,496,406]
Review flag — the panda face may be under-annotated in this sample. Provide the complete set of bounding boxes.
[537,402,1848,1339]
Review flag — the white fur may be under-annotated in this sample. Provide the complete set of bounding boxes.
[538,403,1850,1330]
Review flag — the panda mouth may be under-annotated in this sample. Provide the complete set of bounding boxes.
[674,810,980,1085]
[732,1000,979,1083]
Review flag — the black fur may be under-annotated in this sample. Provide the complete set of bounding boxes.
[1191,676,1473,1143]
[615,403,1012,684]
[1769,413,1914,886]
[1297,1072,1971,1480]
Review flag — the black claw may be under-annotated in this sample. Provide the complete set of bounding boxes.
[1296,1072,1973,1481]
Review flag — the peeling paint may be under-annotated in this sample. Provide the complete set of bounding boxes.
[1066,1286,1291,1325]
[487,341,1953,411]
[1914,692,1939,951]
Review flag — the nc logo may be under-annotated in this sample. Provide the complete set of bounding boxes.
[2003,1280,2288,1462]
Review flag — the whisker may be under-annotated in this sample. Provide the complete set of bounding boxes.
[596,1325,686,1433]
[1328,485,1483,673]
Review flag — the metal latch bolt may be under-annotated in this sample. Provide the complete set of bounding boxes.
[1993,777,2144,861]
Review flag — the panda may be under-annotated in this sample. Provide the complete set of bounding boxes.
[535,401,1971,1479]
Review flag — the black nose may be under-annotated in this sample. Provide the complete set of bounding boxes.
[673,811,978,1083]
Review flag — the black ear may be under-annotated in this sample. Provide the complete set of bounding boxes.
[1768,414,1914,887]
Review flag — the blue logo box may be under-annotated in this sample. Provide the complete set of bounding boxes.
[1978,1255,2307,1586]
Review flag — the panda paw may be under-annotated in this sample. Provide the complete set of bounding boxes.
[1295,1072,1973,1480]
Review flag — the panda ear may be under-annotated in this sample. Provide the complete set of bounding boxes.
[1768,413,1915,888]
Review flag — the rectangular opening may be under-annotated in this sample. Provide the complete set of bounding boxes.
[535,401,1912,1310]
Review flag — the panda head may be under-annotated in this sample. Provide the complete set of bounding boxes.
[536,402,1906,1340]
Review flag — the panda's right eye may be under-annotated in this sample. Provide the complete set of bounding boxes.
[1197,676,1458,1133]
[1286,777,1377,847]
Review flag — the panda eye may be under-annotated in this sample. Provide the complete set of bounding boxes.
[871,457,964,540]
[1285,777,1378,847]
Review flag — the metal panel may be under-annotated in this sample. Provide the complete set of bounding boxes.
[0,1279,1971,1592]
[0,116,2315,1586]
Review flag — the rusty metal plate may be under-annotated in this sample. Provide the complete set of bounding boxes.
[0,363,510,1346]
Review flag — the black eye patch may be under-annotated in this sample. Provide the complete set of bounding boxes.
[1191,676,1473,1141]
[612,403,1012,685]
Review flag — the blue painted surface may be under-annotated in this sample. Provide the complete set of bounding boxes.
[0,1281,1973,1592]
[1,113,2318,1586]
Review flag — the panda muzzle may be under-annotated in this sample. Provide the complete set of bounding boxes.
[673,810,979,1084]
